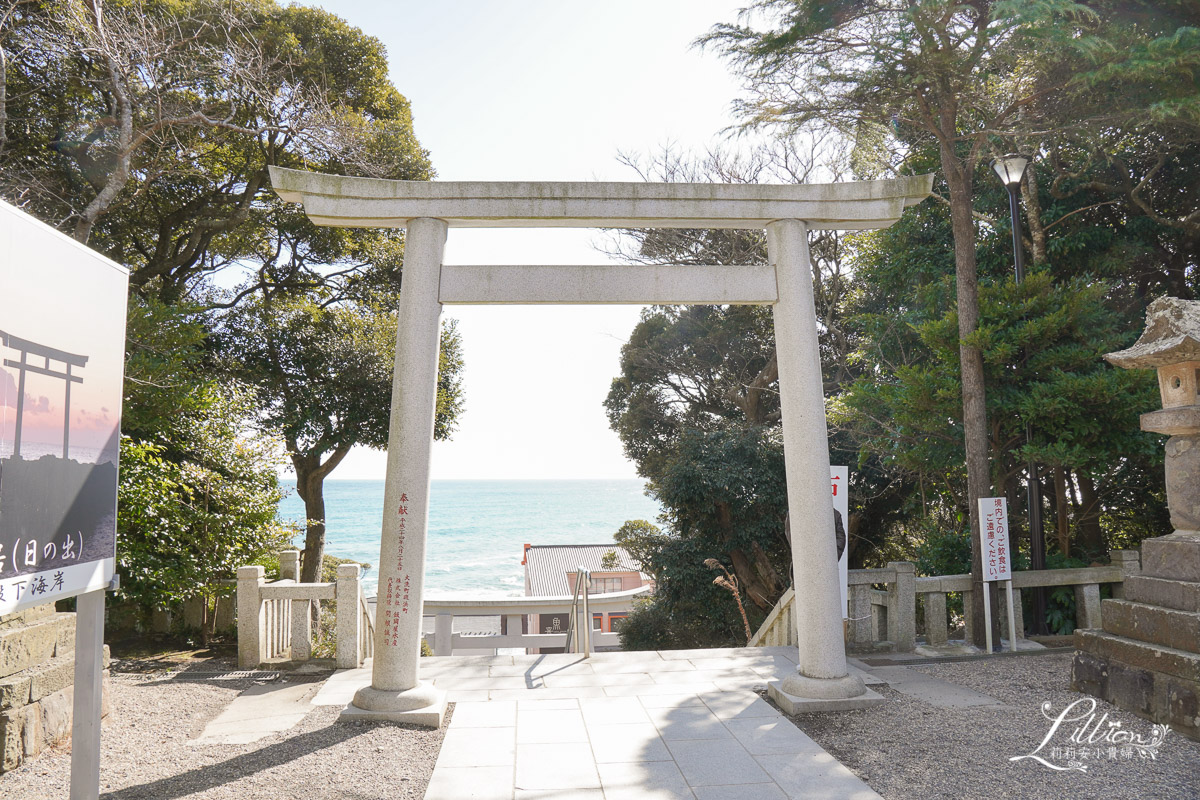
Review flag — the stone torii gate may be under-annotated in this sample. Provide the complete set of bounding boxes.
[270,167,932,724]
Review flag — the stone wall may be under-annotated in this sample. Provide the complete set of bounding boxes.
[0,603,109,773]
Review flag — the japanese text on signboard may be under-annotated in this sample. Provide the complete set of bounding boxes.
[978,497,1011,582]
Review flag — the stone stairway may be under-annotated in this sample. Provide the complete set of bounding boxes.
[1072,531,1200,741]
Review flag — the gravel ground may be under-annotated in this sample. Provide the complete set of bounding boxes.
[0,660,449,800]
[789,652,1200,800]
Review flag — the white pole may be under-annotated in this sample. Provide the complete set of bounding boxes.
[767,219,864,701]
[1005,579,1018,653]
[983,581,994,654]
[69,588,105,800]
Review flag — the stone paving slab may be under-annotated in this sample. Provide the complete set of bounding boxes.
[866,665,1005,708]
[192,682,318,745]
[596,760,692,800]
[311,664,369,706]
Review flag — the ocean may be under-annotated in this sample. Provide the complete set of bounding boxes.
[276,479,662,598]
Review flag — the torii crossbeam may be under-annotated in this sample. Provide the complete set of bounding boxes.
[270,166,933,724]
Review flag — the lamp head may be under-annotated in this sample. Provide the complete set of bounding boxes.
[991,154,1029,187]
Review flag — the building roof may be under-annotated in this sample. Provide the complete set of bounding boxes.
[523,544,647,597]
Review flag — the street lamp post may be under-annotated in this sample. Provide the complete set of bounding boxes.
[992,154,1048,636]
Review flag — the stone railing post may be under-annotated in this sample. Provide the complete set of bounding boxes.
[887,562,916,652]
[1109,549,1141,599]
[963,589,975,644]
[848,584,873,648]
[291,599,312,662]
[872,592,888,642]
[924,592,948,646]
[434,613,453,657]
[237,566,265,668]
[279,550,301,582]
[505,614,523,645]
[279,550,309,660]
[1000,588,1024,641]
[1075,583,1102,630]
[336,564,361,669]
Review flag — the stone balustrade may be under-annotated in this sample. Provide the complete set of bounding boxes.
[751,550,1142,652]
[422,586,652,656]
[236,551,374,669]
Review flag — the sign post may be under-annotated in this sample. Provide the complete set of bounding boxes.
[0,201,128,799]
[978,497,1017,653]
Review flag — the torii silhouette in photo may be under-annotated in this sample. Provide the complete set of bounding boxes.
[0,329,88,460]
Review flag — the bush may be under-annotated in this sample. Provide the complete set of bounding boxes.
[619,595,741,651]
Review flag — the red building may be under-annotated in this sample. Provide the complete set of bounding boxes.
[521,544,651,653]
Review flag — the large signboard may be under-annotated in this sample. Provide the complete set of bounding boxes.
[0,201,128,613]
[832,466,848,615]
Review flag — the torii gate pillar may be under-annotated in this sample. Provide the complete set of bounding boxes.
[344,217,449,726]
[271,168,930,725]
[767,219,873,712]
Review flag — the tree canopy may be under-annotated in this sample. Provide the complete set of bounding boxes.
[612,0,1194,647]
[2,0,454,630]
[2,0,431,300]
[218,296,464,582]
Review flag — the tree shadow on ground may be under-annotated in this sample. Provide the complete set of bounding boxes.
[99,722,374,800]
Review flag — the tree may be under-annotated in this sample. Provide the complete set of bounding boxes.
[829,132,1171,569]
[118,298,293,638]
[604,141,923,646]
[615,518,758,650]
[701,0,1096,645]
[1,0,432,300]
[1024,1,1200,301]
[218,295,464,583]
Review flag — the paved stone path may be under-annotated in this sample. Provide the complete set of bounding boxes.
[864,665,1005,709]
[194,682,319,745]
[314,647,885,799]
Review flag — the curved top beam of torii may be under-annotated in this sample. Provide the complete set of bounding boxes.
[268,166,934,231]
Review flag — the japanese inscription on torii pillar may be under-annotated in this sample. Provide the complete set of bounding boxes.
[270,167,933,725]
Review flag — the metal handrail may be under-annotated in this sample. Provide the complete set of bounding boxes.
[359,590,375,662]
[563,565,592,658]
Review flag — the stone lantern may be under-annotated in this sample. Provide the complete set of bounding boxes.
[1104,296,1200,531]
[1071,296,1200,741]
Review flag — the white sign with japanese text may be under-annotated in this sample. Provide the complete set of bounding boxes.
[978,497,1012,582]
[0,201,128,614]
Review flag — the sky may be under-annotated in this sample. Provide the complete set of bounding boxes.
[294,1,752,480]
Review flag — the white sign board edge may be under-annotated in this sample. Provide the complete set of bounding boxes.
[832,466,849,617]
[0,557,115,616]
